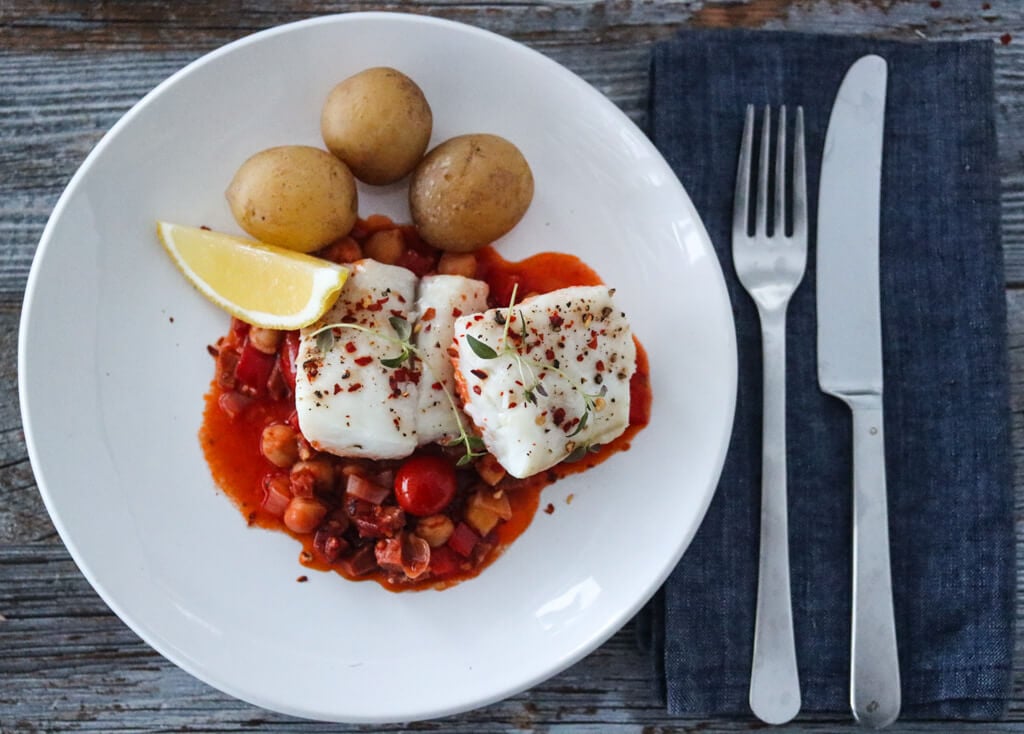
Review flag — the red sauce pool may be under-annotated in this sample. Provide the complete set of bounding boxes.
[200,233,651,591]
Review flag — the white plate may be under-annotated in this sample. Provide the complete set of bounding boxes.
[18,13,736,724]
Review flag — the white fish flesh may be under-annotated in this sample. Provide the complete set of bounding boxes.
[452,285,636,478]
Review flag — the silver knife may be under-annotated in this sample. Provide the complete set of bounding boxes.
[816,54,901,729]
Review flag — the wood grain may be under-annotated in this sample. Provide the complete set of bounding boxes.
[3,0,1024,731]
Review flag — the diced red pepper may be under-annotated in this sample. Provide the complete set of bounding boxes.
[217,391,253,419]
[265,361,290,401]
[490,275,523,311]
[215,347,240,390]
[353,506,406,539]
[629,369,651,426]
[396,248,436,278]
[289,468,317,499]
[235,338,277,395]
[261,474,292,517]
[314,521,350,563]
[279,331,300,391]
[338,545,378,577]
[345,473,390,505]
[375,537,404,571]
[447,522,481,558]
[429,545,462,578]
[230,317,251,342]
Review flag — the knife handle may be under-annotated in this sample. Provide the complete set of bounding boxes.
[848,397,900,728]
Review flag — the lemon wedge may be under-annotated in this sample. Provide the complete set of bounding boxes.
[156,221,348,329]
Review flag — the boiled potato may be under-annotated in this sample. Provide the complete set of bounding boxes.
[226,145,358,253]
[409,134,533,252]
[321,67,432,185]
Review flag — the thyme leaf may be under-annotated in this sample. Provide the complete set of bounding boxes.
[565,444,589,462]
[466,334,498,360]
[315,329,335,353]
[565,442,602,463]
[389,316,412,342]
[568,409,589,437]
[380,351,411,368]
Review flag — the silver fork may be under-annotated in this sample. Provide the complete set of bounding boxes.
[733,104,807,725]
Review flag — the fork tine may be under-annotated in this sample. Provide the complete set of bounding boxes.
[756,106,770,236]
[774,106,787,238]
[792,106,808,240]
[733,104,755,239]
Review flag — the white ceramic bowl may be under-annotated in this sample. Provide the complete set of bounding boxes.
[19,13,736,723]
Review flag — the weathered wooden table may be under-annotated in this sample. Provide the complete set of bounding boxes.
[3,2,1023,731]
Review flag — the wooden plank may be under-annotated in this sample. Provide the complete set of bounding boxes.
[0,311,52,546]
[3,2,693,52]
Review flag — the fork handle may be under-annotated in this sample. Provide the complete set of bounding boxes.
[847,397,900,728]
[749,306,801,725]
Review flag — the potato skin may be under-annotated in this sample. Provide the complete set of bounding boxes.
[321,67,433,185]
[409,134,534,252]
[225,145,358,253]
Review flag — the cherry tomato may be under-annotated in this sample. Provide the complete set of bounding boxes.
[394,456,457,516]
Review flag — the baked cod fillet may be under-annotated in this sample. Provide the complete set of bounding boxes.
[295,259,420,459]
[413,274,490,445]
[452,285,636,478]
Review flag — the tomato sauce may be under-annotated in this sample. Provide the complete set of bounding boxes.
[199,224,652,592]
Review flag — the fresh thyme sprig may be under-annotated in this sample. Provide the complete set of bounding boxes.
[310,317,487,466]
[463,285,607,439]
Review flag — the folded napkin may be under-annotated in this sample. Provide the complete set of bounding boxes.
[644,30,1013,719]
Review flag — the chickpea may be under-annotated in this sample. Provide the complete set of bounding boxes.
[248,327,282,354]
[416,514,455,548]
[283,497,328,534]
[437,252,478,279]
[320,236,363,264]
[261,424,299,468]
[290,459,335,494]
[363,229,405,264]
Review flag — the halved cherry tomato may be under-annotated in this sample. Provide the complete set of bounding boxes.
[393,455,457,517]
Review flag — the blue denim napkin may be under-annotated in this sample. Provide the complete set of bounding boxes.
[645,31,1013,718]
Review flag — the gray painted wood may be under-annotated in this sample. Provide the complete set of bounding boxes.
[3,1,1024,731]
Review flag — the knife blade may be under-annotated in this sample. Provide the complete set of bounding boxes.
[816,54,901,729]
